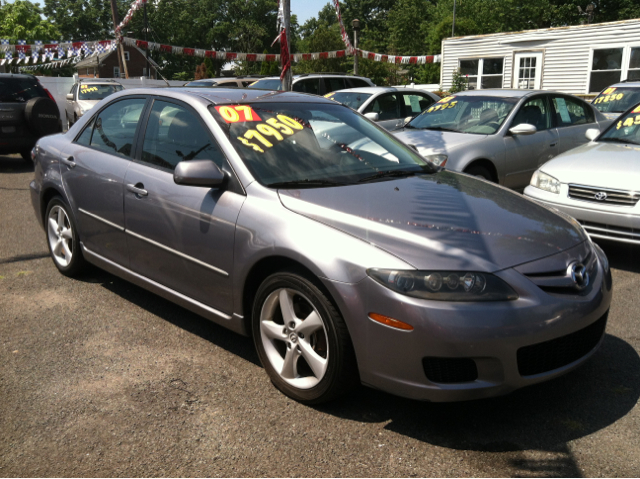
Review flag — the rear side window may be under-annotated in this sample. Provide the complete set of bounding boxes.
[403,94,435,116]
[551,96,594,127]
[347,78,371,88]
[89,98,146,158]
[0,78,47,102]
[325,78,347,93]
[293,78,320,95]
[218,81,239,87]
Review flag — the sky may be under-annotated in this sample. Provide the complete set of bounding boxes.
[291,0,328,25]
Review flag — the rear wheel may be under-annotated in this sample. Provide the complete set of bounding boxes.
[45,196,86,276]
[465,165,495,182]
[252,272,358,404]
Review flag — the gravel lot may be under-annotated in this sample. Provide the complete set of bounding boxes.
[1,153,639,477]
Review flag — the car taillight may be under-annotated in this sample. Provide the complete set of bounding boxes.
[44,88,55,101]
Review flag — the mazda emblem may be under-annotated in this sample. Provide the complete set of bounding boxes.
[568,262,589,290]
[594,192,607,201]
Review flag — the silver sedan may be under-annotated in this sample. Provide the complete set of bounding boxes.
[324,87,440,131]
[394,89,611,189]
[525,102,640,245]
[30,88,611,404]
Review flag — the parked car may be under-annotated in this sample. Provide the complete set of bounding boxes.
[248,72,375,96]
[394,89,611,190]
[66,79,124,129]
[0,73,61,162]
[525,101,640,244]
[184,76,266,88]
[591,81,640,120]
[30,87,611,404]
[324,87,439,131]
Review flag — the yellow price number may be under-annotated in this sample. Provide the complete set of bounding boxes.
[80,85,98,93]
[427,101,457,113]
[594,93,624,104]
[602,87,617,95]
[437,95,456,104]
[616,115,640,129]
[236,114,303,153]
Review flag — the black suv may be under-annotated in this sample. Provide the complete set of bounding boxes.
[0,73,62,162]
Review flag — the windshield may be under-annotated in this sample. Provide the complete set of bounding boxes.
[325,91,372,110]
[78,84,123,100]
[598,103,640,145]
[248,79,283,90]
[407,95,519,134]
[0,78,47,103]
[184,80,218,87]
[211,102,434,186]
[592,86,640,114]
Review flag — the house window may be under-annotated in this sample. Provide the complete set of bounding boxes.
[629,47,640,81]
[114,66,120,78]
[459,58,504,90]
[124,51,130,61]
[589,48,623,93]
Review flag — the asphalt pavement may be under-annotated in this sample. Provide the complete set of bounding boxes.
[1,153,639,477]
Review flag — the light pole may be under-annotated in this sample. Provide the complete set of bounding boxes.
[352,19,360,75]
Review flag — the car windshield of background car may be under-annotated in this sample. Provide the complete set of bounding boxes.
[599,103,640,145]
[78,84,123,101]
[247,79,283,90]
[210,102,434,187]
[406,95,519,135]
[592,86,640,114]
[325,91,373,110]
[0,78,47,102]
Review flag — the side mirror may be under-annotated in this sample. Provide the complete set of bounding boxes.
[66,93,73,100]
[585,128,600,141]
[364,112,380,122]
[174,159,226,187]
[509,123,537,136]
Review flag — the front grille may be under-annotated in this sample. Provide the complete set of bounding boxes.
[422,357,478,383]
[579,220,640,244]
[569,184,640,207]
[517,313,607,376]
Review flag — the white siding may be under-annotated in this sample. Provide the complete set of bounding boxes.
[442,18,640,94]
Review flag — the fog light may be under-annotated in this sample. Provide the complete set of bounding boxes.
[368,313,414,331]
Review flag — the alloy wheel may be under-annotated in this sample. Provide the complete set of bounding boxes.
[47,205,74,268]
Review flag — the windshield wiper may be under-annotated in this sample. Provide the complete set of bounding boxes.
[266,179,344,189]
[421,126,459,132]
[358,169,420,183]
[598,137,640,145]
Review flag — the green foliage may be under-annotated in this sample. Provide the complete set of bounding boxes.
[450,68,468,93]
[43,0,130,41]
[0,0,60,42]
[295,6,349,74]
[260,49,280,75]
[172,71,193,81]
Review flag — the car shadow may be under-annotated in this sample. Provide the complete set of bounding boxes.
[75,267,261,367]
[315,334,639,469]
[0,154,34,174]
[595,239,640,274]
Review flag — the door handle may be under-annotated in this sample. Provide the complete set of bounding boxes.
[127,183,148,197]
[60,156,75,168]
[550,142,557,147]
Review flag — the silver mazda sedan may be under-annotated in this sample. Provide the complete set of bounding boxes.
[30,88,612,404]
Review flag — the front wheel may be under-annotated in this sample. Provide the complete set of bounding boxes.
[465,165,495,182]
[45,196,86,276]
[252,272,358,404]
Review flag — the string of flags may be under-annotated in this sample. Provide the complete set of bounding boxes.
[1,39,117,67]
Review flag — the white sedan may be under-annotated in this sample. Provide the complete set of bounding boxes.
[325,87,440,131]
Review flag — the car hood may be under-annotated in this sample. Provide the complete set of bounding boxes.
[539,141,640,190]
[393,128,488,157]
[278,171,587,272]
[601,112,622,120]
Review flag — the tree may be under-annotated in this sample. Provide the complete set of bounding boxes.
[43,0,129,41]
[0,0,60,42]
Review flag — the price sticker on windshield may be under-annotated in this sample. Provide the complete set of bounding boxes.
[633,106,640,114]
[235,114,304,153]
[437,95,456,103]
[324,92,336,99]
[426,101,458,113]
[80,85,98,93]
[616,115,640,129]
[594,93,624,104]
[602,87,617,95]
[215,105,262,123]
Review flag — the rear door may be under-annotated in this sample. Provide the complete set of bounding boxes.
[549,94,598,154]
[60,96,148,266]
[363,93,403,130]
[293,78,321,96]
[123,98,245,314]
[324,77,347,95]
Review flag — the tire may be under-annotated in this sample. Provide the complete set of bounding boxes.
[45,196,86,277]
[66,114,72,131]
[252,272,358,404]
[24,97,61,137]
[465,165,495,182]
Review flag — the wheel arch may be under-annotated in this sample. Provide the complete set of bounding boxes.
[40,186,66,228]
[463,159,499,183]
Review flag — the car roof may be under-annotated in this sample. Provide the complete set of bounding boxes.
[150,87,338,105]
[256,74,372,81]
[607,81,640,88]
[0,73,38,81]
[331,86,433,94]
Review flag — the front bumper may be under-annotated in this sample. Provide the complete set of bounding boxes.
[524,185,640,244]
[324,247,612,402]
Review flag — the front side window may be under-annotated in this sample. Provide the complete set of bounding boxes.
[248,79,283,90]
[78,84,124,101]
[407,95,518,135]
[363,93,401,120]
[325,91,372,110]
[459,58,504,90]
[511,97,551,131]
[211,102,433,186]
[292,79,320,95]
[89,98,146,158]
[551,96,593,127]
[141,100,224,170]
[589,48,623,93]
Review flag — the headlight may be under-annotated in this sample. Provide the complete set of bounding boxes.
[422,154,448,167]
[367,269,518,301]
[530,170,561,194]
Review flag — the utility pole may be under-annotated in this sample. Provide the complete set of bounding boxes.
[282,0,292,91]
[352,19,360,75]
[109,0,126,78]
[143,1,151,78]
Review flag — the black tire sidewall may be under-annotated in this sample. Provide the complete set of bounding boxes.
[252,272,352,404]
[45,196,85,276]
[466,166,493,182]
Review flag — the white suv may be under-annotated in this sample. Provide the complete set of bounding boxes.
[248,73,375,96]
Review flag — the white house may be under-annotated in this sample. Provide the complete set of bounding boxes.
[440,18,640,94]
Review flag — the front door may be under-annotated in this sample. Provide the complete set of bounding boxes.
[124,98,245,314]
[514,52,543,90]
